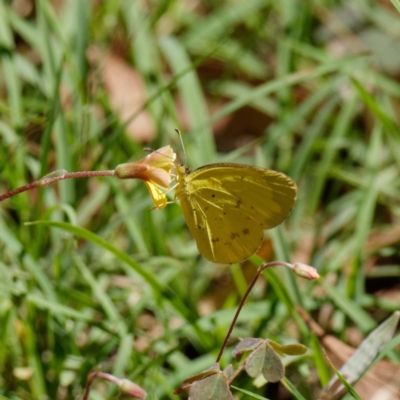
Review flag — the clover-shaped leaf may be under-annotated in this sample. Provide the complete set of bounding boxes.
[189,371,234,400]
[223,364,234,380]
[244,340,285,383]
[182,362,221,386]
[269,340,308,356]
[175,362,235,398]
[232,338,264,361]
[174,363,221,395]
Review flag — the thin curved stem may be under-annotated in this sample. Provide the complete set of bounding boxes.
[215,261,293,363]
[0,170,115,202]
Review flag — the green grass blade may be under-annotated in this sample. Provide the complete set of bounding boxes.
[160,36,215,167]
[27,220,194,321]
[322,282,376,333]
[210,56,365,126]
[282,377,308,400]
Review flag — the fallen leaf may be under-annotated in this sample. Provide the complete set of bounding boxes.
[298,307,400,400]
[88,47,155,142]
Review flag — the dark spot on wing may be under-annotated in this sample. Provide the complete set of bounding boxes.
[236,200,242,208]
[211,238,219,243]
[204,206,209,211]
[211,194,215,198]
[243,228,249,235]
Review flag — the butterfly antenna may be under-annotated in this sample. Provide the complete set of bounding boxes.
[175,129,187,165]
[143,147,175,161]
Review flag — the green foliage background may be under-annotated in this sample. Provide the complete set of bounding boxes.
[0,0,400,399]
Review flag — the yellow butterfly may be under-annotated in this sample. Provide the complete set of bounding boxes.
[175,163,297,264]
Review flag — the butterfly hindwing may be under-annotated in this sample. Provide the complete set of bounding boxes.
[177,163,296,264]
[179,185,265,264]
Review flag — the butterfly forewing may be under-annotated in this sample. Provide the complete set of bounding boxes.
[176,163,297,264]
[183,190,265,264]
[196,165,296,229]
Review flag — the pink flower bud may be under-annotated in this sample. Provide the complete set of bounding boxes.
[118,378,147,399]
[292,262,320,280]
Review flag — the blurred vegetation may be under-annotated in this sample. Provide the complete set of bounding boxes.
[0,0,400,399]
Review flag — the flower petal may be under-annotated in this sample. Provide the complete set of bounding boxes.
[144,182,168,210]
[115,146,176,209]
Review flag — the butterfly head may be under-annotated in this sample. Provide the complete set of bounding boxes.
[176,164,191,182]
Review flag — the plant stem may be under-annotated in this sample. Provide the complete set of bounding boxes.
[215,261,293,363]
[227,360,245,384]
[0,170,115,202]
[0,182,40,202]
[82,371,119,400]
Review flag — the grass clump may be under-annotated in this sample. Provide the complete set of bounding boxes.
[1,1,400,399]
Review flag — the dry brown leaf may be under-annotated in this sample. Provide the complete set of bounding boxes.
[88,48,155,143]
[298,307,400,400]
[134,313,165,352]
[366,221,400,253]
[374,286,400,303]
[321,335,400,400]
[11,0,34,17]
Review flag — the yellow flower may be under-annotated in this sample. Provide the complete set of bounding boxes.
[115,145,176,209]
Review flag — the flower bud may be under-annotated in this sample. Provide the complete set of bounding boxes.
[118,379,147,398]
[115,145,176,210]
[292,262,320,280]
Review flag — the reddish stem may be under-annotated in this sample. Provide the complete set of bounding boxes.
[227,360,245,384]
[0,170,115,202]
[0,182,40,202]
[215,261,293,363]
